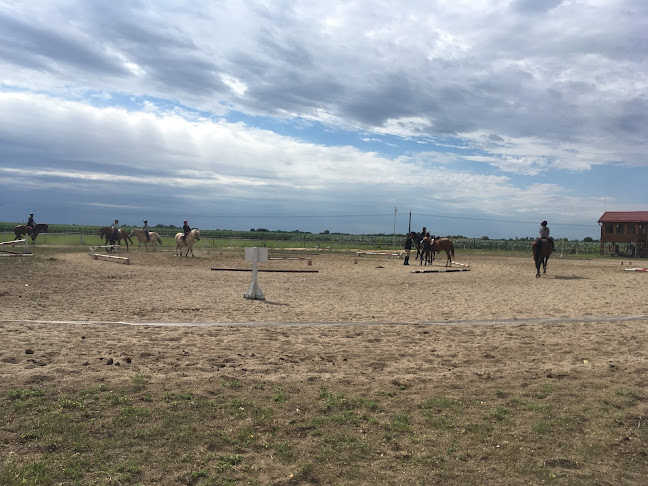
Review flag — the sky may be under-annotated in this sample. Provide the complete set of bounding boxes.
[1,0,647,240]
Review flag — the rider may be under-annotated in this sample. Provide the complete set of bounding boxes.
[182,220,191,243]
[535,220,554,256]
[142,219,150,242]
[111,219,119,245]
[27,213,36,229]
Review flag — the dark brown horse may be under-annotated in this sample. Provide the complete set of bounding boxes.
[431,237,455,266]
[408,232,435,264]
[532,238,553,277]
[99,227,133,252]
[14,223,48,241]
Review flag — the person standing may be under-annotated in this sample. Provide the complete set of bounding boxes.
[421,232,432,265]
[403,233,412,265]
[142,219,150,242]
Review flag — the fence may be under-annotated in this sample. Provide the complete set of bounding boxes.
[0,232,604,255]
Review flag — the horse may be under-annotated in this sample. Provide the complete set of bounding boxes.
[130,229,163,252]
[175,228,201,257]
[98,227,132,252]
[431,237,455,266]
[408,232,434,263]
[532,238,553,277]
[14,223,48,242]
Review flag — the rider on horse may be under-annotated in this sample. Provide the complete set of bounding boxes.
[535,220,554,255]
[27,213,36,229]
[182,220,191,243]
[142,220,150,242]
[111,219,119,245]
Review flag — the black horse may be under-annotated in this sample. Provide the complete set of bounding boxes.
[99,227,132,252]
[14,223,48,242]
[532,238,553,277]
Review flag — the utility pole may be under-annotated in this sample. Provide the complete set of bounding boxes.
[393,206,398,248]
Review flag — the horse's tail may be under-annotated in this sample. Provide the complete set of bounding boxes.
[157,235,163,245]
[451,242,455,257]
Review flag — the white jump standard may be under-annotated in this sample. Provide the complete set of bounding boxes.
[244,247,267,300]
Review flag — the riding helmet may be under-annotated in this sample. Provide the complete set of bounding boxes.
[541,220,547,226]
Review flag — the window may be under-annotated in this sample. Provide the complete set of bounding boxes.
[604,223,613,234]
[615,224,624,234]
[640,223,647,235]
[628,223,636,235]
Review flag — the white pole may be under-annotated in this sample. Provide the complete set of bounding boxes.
[393,206,398,249]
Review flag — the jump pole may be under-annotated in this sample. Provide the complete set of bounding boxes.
[0,238,31,256]
[268,256,312,265]
[90,253,131,265]
[212,268,318,273]
[411,268,470,273]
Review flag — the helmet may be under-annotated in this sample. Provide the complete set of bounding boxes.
[541,220,547,226]
[183,220,187,224]
[114,219,119,223]
[143,220,147,223]
[30,213,34,216]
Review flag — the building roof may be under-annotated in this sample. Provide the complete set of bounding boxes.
[598,211,648,223]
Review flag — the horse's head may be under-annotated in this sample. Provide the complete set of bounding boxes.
[193,229,201,240]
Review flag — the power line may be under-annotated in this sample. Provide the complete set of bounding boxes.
[410,212,598,228]
[216,211,598,227]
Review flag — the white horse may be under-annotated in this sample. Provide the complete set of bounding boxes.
[130,229,163,252]
[175,228,201,257]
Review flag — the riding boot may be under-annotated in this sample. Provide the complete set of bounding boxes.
[404,256,409,265]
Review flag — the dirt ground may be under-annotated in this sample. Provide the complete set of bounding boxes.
[1,247,647,484]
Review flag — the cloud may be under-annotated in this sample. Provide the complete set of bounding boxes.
[0,1,645,238]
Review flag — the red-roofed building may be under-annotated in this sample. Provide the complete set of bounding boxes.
[598,211,648,257]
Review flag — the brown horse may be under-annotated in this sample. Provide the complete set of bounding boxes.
[98,227,133,252]
[14,223,48,242]
[431,237,455,266]
[130,229,163,252]
[532,238,553,277]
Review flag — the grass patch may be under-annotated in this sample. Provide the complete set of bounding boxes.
[1,379,646,485]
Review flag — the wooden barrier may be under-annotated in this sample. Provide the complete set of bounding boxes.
[91,253,131,265]
[411,268,470,273]
[0,238,31,257]
[625,268,648,272]
[211,268,318,273]
[356,251,402,258]
[269,256,313,265]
